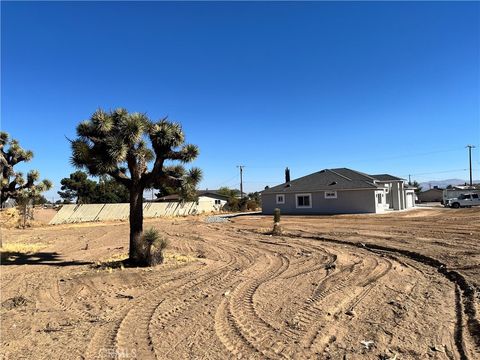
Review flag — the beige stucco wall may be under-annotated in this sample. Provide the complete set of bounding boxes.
[50,198,222,225]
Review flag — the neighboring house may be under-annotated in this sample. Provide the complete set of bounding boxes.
[261,168,416,215]
[156,190,229,212]
[417,187,443,203]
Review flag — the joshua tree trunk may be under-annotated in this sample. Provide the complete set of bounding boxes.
[129,185,144,264]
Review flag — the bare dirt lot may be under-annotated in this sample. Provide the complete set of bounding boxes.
[1,208,479,359]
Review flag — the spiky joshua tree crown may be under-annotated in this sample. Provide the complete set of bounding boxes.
[70,108,202,198]
[0,131,52,204]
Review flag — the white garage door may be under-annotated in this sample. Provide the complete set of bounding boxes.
[406,193,413,208]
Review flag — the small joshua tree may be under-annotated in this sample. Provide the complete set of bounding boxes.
[272,208,282,235]
[16,190,35,229]
[142,227,169,266]
[70,108,201,266]
[0,132,52,206]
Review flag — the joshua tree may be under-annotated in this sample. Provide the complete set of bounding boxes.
[0,132,52,206]
[70,108,201,265]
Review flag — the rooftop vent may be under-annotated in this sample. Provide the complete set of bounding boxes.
[285,184,291,188]
[329,181,337,186]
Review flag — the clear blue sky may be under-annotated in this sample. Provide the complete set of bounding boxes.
[2,1,479,200]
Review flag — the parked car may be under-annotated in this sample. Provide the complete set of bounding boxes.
[442,188,480,205]
[444,193,480,208]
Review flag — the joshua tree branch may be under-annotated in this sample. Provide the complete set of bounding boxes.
[108,168,132,188]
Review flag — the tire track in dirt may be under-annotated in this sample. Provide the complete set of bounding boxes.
[3,211,477,360]
[215,250,292,359]
[293,257,364,349]
[83,265,207,359]
[282,231,479,359]
[147,243,256,359]
[306,256,394,354]
[86,240,249,359]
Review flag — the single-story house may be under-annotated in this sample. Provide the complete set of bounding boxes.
[417,187,443,203]
[261,168,416,215]
[156,190,229,212]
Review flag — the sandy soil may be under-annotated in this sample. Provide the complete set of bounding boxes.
[1,208,479,359]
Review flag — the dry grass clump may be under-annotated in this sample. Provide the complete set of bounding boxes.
[93,252,128,271]
[0,208,20,228]
[0,242,49,264]
[1,242,47,253]
[164,253,195,264]
[92,251,195,272]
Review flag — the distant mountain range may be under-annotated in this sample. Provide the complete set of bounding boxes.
[419,179,479,190]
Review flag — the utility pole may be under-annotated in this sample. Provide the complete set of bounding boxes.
[237,165,245,198]
[466,145,476,187]
[408,174,411,185]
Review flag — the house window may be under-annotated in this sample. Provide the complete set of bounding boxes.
[276,195,285,204]
[324,191,337,199]
[296,194,312,208]
[377,193,382,204]
[214,199,221,205]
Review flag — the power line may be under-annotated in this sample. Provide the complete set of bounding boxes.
[214,174,239,188]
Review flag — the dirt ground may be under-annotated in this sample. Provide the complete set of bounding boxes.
[1,208,479,359]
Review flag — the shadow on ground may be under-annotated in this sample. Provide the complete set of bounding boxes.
[0,251,93,266]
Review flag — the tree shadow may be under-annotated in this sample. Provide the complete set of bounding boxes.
[0,251,93,266]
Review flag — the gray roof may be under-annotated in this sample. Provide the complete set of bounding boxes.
[371,174,404,181]
[262,168,384,194]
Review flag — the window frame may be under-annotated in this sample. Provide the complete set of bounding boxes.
[276,194,285,204]
[295,193,312,208]
[324,191,337,199]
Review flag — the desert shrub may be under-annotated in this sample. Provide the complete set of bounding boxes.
[239,197,248,211]
[226,197,240,211]
[142,228,169,266]
[225,194,259,212]
[274,208,281,223]
[272,208,282,235]
[246,200,258,210]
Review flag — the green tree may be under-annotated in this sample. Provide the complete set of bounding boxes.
[96,175,130,203]
[59,171,130,204]
[58,171,97,203]
[218,187,240,198]
[0,132,52,206]
[70,108,201,265]
[247,192,261,209]
[217,187,240,211]
[410,180,422,194]
[33,194,49,205]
